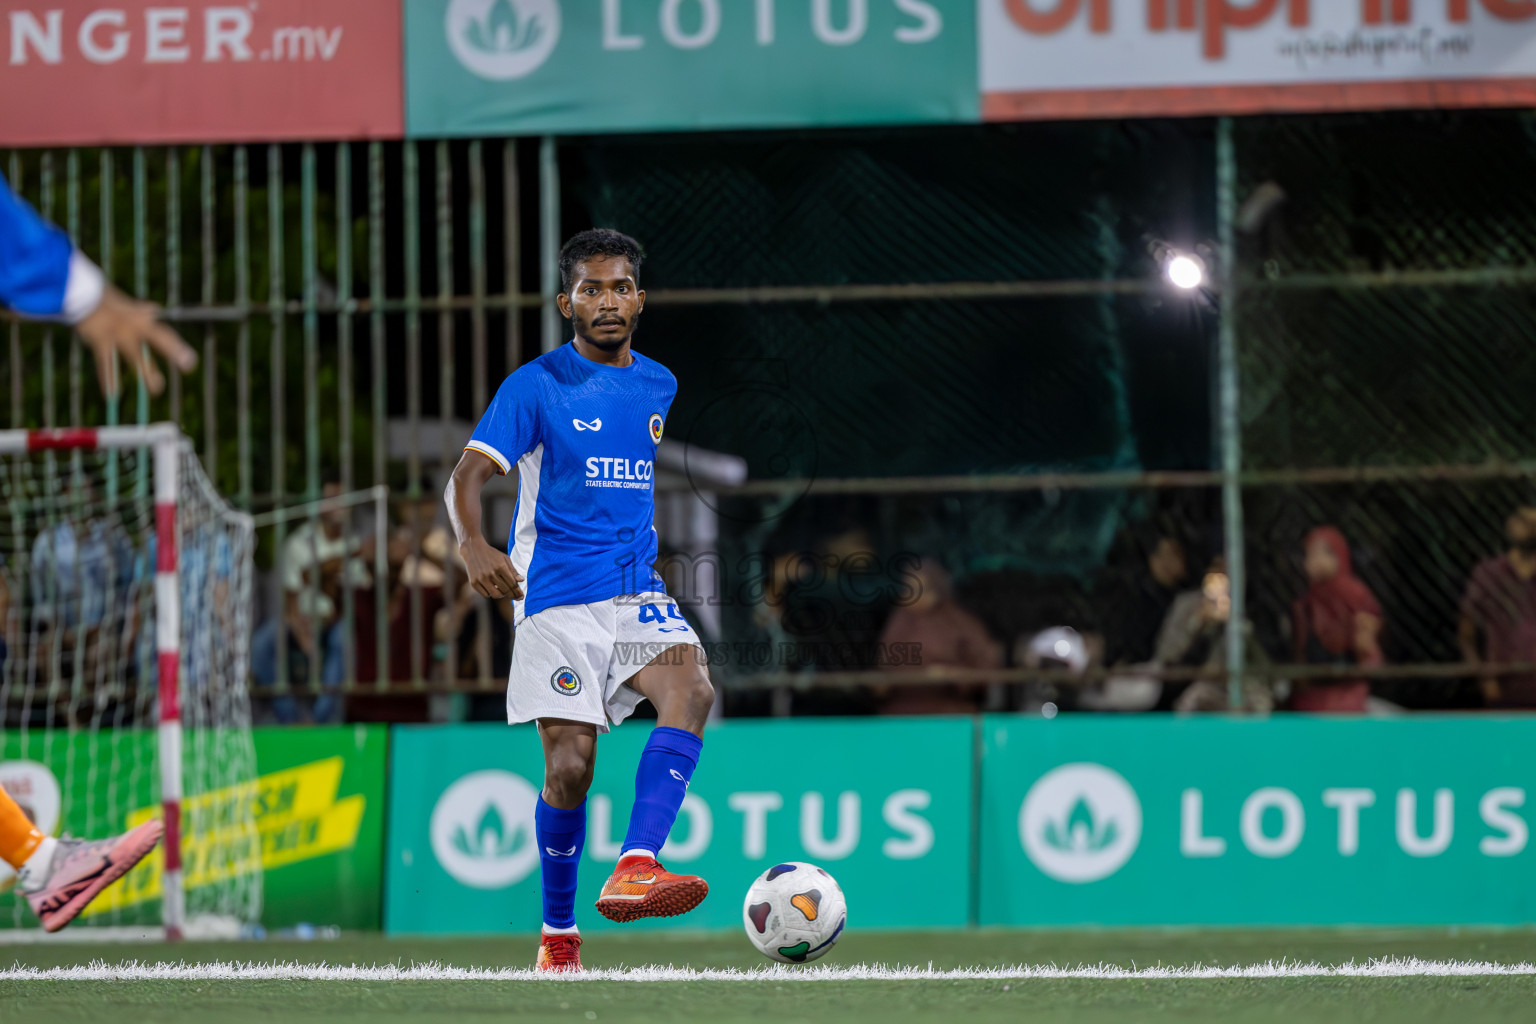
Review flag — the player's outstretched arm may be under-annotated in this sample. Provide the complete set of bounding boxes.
[0,172,195,398]
[446,450,525,602]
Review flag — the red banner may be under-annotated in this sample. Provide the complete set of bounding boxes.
[0,2,402,146]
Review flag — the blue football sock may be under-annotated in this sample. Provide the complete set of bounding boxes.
[535,796,586,930]
[621,726,703,859]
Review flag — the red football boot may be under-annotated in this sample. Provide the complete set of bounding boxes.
[536,930,583,973]
[594,854,708,923]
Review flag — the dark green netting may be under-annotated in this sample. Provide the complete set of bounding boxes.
[577,122,1215,288]
[638,299,1139,480]
[572,124,1217,582]
[1233,111,1536,275]
[1235,110,1536,470]
[1231,111,1536,694]
[1239,286,1536,470]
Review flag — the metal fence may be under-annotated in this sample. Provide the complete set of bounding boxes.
[3,109,1534,717]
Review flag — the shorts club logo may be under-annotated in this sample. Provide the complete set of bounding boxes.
[550,666,582,697]
[648,413,664,445]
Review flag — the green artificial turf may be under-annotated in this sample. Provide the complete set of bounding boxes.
[3,928,1534,1023]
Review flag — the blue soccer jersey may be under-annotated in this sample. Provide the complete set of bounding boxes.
[466,341,677,617]
[0,170,104,322]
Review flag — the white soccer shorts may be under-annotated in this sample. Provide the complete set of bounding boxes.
[507,592,704,733]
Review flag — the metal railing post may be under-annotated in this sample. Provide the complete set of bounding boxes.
[166,146,182,424]
[469,140,493,690]
[101,150,119,502]
[301,142,324,691]
[539,136,560,354]
[436,140,459,692]
[368,141,390,693]
[404,140,424,689]
[200,145,217,482]
[268,143,289,694]
[1217,116,1247,711]
[132,147,149,499]
[503,139,521,373]
[337,142,358,689]
[234,146,252,511]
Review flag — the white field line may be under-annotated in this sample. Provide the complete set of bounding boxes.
[2,957,1534,983]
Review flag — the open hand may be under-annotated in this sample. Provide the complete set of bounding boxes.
[77,284,197,398]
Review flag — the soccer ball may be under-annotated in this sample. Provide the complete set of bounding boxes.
[741,861,847,964]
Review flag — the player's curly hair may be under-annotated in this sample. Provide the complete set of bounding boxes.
[558,228,645,294]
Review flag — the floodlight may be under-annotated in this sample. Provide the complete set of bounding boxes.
[1166,253,1205,290]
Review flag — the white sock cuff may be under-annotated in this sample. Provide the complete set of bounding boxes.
[542,923,580,936]
[619,848,656,861]
[16,836,58,891]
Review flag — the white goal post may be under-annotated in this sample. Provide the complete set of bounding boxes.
[0,423,260,941]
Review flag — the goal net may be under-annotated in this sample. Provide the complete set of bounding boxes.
[0,425,260,939]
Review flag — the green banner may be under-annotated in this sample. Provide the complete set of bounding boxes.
[0,725,386,931]
[385,718,972,933]
[247,726,388,931]
[405,0,977,137]
[980,715,1536,926]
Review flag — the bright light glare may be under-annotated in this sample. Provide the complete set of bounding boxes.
[1167,254,1204,290]
[1053,639,1072,658]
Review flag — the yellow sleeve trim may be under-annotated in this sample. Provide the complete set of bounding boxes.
[464,441,511,474]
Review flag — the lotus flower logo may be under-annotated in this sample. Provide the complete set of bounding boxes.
[1042,796,1119,854]
[462,0,545,56]
[1020,763,1142,883]
[445,0,561,81]
[430,770,540,888]
[452,801,527,860]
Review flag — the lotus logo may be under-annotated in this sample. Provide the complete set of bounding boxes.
[430,770,540,888]
[1020,763,1141,883]
[1042,796,1120,853]
[452,801,527,860]
[445,0,561,81]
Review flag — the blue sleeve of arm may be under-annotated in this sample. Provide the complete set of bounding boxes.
[465,370,542,474]
[0,170,74,318]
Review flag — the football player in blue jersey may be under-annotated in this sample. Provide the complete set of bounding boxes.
[446,229,715,972]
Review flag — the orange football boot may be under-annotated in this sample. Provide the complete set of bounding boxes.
[594,854,708,923]
[536,930,582,972]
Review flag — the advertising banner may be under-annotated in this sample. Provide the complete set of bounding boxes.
[404,0,977,137]
[0,725,387,930]
[980,1,1536,120]
[980,715,1536,926]
[245,725,388,930]
[385,718,972,934]
[0,1,403,145]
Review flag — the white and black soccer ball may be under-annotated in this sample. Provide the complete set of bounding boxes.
[741,861,847,964]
